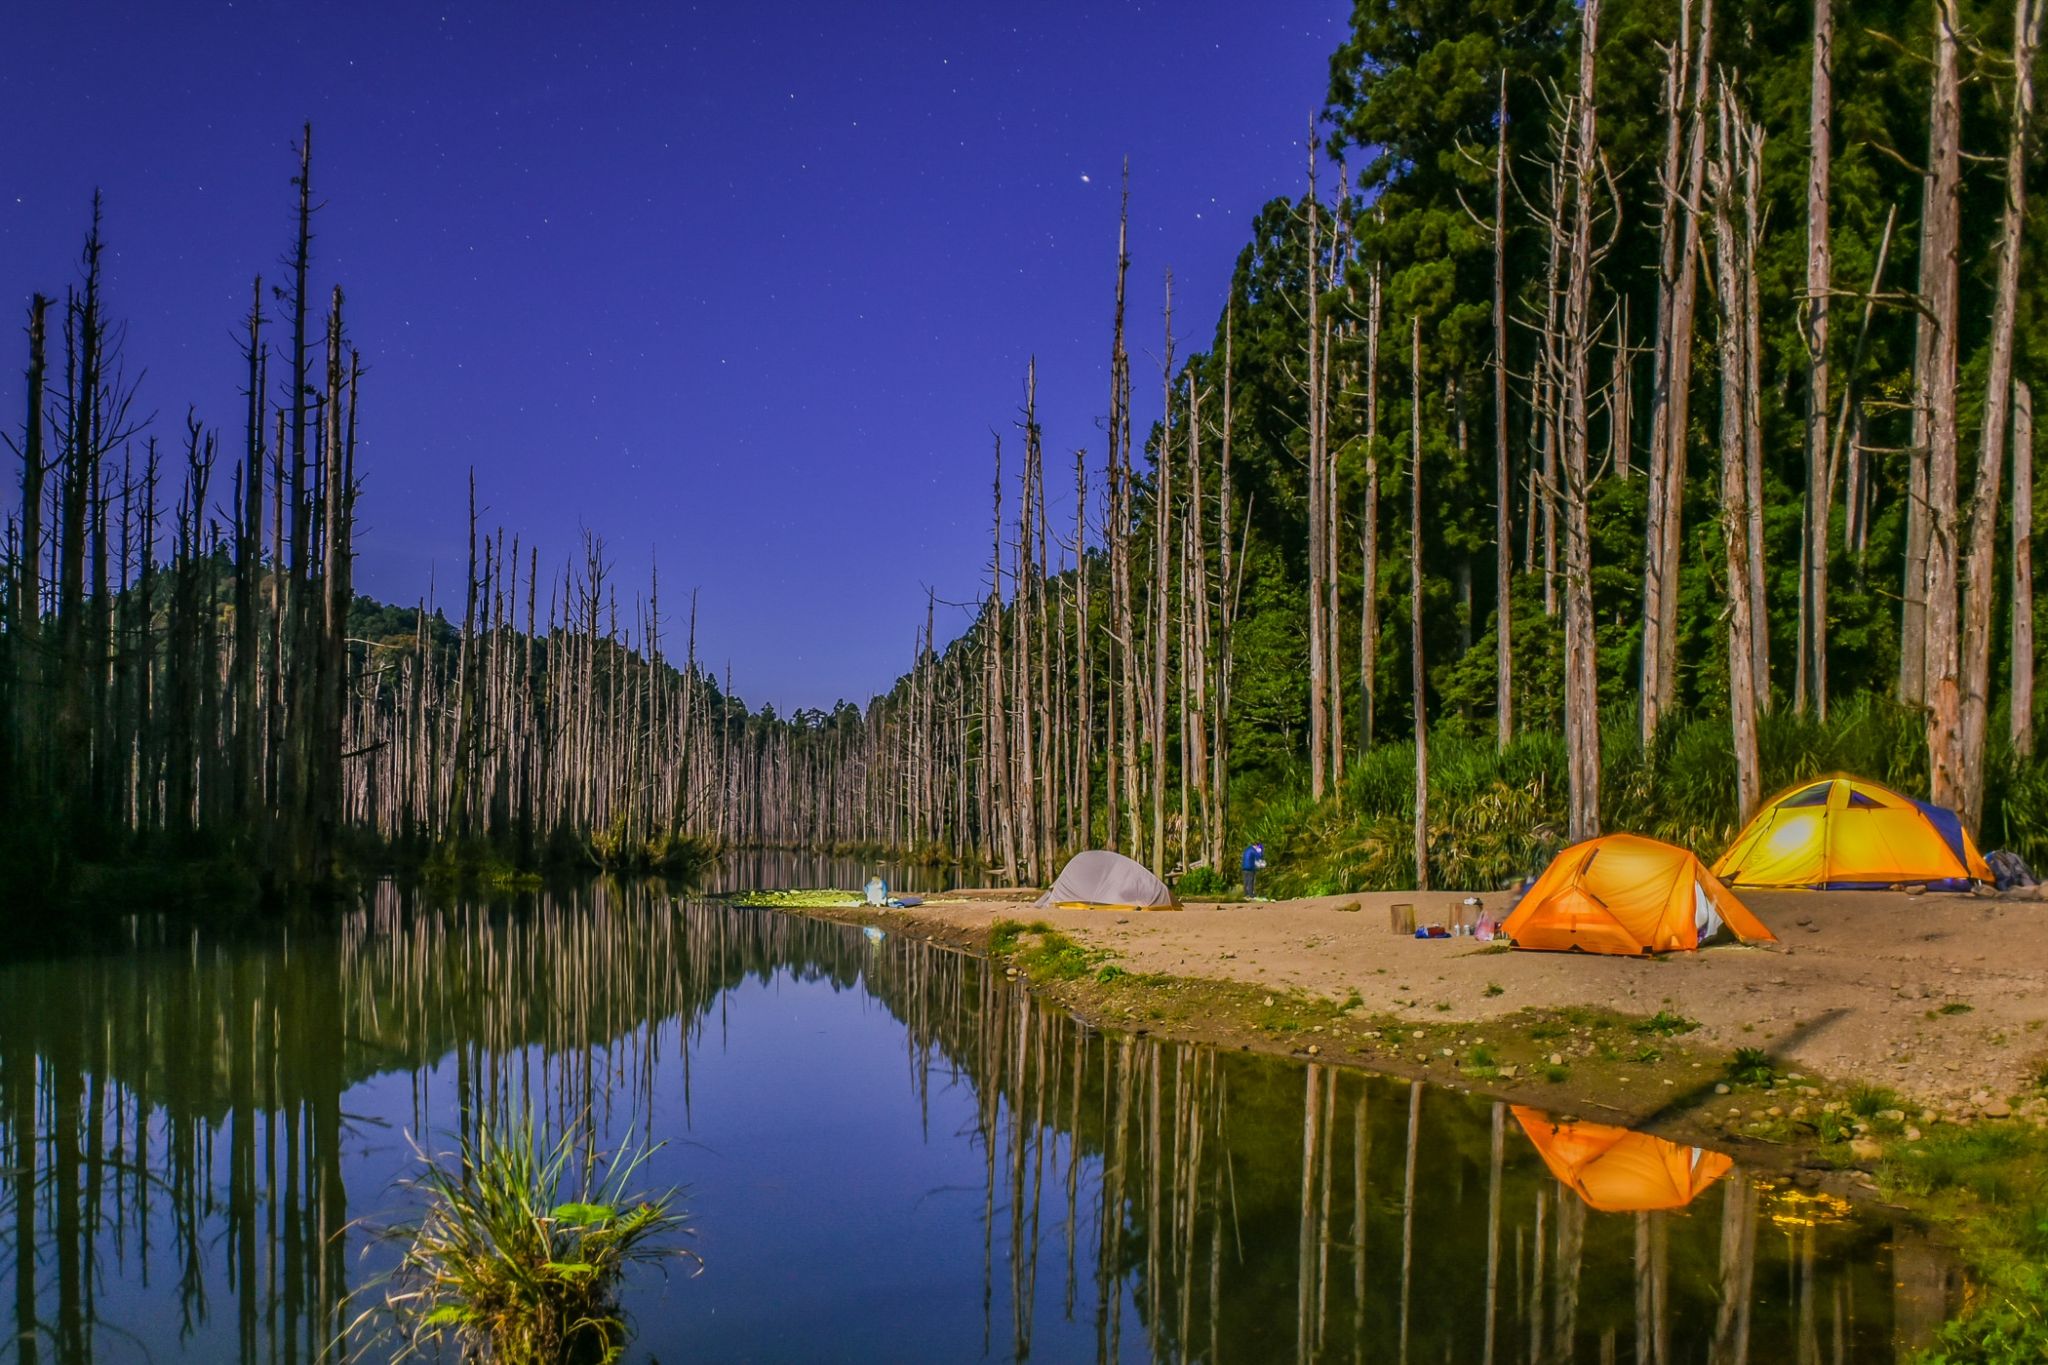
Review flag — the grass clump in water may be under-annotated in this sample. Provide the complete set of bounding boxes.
[372,1113,694,1363]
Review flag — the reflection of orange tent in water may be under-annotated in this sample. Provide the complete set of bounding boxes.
[1512,1107,1733,1213]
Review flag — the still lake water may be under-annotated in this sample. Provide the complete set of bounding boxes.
[1,879,1946,1363]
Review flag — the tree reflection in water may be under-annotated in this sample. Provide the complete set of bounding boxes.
[0,882,1944,1362]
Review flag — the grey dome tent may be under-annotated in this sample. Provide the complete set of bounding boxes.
[1035,850,1179,912]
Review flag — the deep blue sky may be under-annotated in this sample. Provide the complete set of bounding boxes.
[3,2,1347,713]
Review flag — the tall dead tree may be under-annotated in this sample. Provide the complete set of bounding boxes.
[1640,0,1713,744]
[9,295,51,808]
[1074,446,1092,842]
[986,437,1018,877]
[1956,0,2045,828]
[1711,81,1767,822]
[1304,125,1330,801]
[1151,276,1172,873]
[1922,0,1966,815]
[1186,369,1213,869]
[1361,254,1383,749]
[1493,70,1515,748]
[1212,309,1238,874]
[1559,0,1606,843]
[1798,0,1834,719]
[1325,175,1346,784]
[1410,315,1429,890]
[2015,382,2037,757]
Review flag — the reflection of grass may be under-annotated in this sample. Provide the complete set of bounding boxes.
[373,1114,693,1363]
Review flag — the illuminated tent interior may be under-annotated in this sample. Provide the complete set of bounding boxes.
[1711,776,1992,890]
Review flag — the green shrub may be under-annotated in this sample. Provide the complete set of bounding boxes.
[370,1113,692,1363]
[1234,694,2048,895]
[1634,1010,1699,1037]
[1728,1047,1777,1086]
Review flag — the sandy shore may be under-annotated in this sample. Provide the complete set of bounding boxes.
[847,884,2048,1115]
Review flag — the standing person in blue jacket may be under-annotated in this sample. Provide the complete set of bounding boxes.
[1241,843,1266,899]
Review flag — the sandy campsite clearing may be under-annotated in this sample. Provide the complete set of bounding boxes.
[856,884,2048,1113]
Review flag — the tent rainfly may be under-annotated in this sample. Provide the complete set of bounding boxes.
[1711,776,1992,890]
[1503,833,1774,955]
[1512,1107,1733,1213]
[1035,850,1178,912]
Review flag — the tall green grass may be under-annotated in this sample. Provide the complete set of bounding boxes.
[1247,696,2048,894]
[366,1113,694,1363]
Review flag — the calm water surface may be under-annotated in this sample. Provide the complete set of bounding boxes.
[0,881,1946,1362]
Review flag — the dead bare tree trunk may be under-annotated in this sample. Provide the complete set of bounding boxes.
[1560,0,1606,844]
[1213,309,1237,874]
[1956,0,2044,830]
[1151,276,1172,874]
[1305,127,1329,801]
[1712,82,1766,824]
[1411,315,1429,890]
[1640,0,1713,745]
[1923,0,1966,816]
[1493,71,1515,749]
[2014,382,2037,757]
[1362,255,1382,749]
[10,295,50,811]
[1799,0,1833,720]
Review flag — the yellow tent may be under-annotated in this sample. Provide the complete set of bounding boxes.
[1513,1107,1733,1213]
[1502,833,1774,955]
[1711,776,1992,890]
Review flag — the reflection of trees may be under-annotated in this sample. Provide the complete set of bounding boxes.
[856,938,1931,1364]
[1,887,1947,1363]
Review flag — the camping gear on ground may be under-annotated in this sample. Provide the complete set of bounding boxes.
[1502,833,1774,955]
[1036,850,1179,912]
[864,876,888,906]
[1512,1107,1732,1213]
[1986,849,2038,891]
[1711,776,1993,890]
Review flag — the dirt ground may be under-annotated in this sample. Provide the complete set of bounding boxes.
[875,884,2048,1111]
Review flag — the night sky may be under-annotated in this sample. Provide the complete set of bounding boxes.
[3,2,1347,712]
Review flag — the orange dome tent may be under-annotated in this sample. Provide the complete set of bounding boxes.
[1502,833,1773,955]
[1710,775,1992,890]
[1512,1107,1732,1213]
